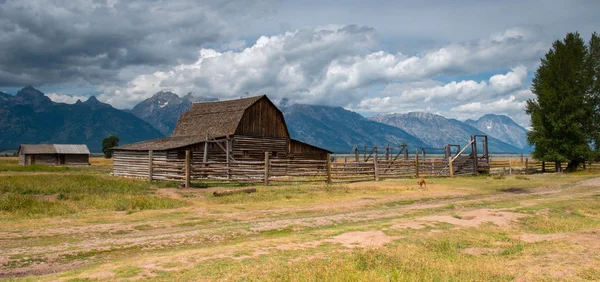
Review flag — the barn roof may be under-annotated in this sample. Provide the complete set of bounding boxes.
[112,135,207,151]
[290,139,333,153]
[171,95,264,138]
[18,144,90,155]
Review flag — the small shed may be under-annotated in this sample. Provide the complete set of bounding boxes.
[18,144,90,166]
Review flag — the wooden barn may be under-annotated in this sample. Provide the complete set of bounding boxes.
[112,95,330,178]
[18,144,90,166]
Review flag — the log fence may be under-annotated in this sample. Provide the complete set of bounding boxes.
[113,150,600,188]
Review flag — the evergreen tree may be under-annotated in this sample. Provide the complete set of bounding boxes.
[587,32,600,154]
[102,136,120,158]
[526,32,594,171]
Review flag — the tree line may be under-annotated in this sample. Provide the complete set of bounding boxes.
[527,32,599,171]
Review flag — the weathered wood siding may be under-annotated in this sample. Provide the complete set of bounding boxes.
[18,152,24,165]
[232,135,288,160]
[288,140,328,160]
[34,154,58,165]
[65,154,90,165]
[235,97,289,138]
[113,150,155,177]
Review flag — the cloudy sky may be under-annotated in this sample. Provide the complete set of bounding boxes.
[1,0,599,126]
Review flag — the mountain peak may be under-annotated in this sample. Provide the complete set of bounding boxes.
[86,96,99,103]
[82,95,112,109]
[17,85,44,97]
[15,86,51,105]
[154,91,179,99]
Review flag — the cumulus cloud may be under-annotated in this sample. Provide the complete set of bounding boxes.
[0,0,276,87]
[348,67,533,126]
[46,93,89,104]
[99,25,546,108]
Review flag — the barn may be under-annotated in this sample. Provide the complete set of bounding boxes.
[18,144,90,166]
[112,95,330,178]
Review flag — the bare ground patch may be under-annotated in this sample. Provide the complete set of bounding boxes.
[417,209,529,228]
[328,231,401,248]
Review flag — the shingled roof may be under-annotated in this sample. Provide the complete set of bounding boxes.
[171,95,264,138]
[112,135,207,151]
[18,144,90,155]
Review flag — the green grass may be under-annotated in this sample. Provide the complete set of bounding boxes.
[0,174,189,218]
[112,266,142,278]
[0,163,73,172]
[517,199,600,233]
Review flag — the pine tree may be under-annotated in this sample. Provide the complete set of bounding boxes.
[587,32,600,154]
[526,32,594,171]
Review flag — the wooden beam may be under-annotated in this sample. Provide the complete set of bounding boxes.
[373,149,379,181]
[264,151,270,186]
[148,150,153,182]
[448,156,453,177]
[226,135,231,180]
[385,144,390,161]
[185,150,191,188]
[415,149,420,178]
[472,136,478,176]
[213,188,257,197]
[203,132,209,163]
[326,153,332,184]
[542,161,545,173]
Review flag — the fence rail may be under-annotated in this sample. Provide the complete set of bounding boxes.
[113,150,600,187]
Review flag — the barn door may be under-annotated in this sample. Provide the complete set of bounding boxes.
[59,155,66,165]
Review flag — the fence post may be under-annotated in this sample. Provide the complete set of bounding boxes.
[264,152,270,186]
[415,149,420,178]
[525,158,529,174]
[385,144,390,161]
[373,150,379,181]
[509,157,512,175]
[148,150,153,182]
[326,153,332,184]
[542,161,545,173]
[448,156,453,177]
[520,153,524,164]
[185,150,191,188]
[226,135,231,180]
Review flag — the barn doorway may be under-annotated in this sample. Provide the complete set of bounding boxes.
[59,155,65,165]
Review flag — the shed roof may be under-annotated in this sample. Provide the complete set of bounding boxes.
[290,139,333,153]
[112,135,207,151]
[171,95,264,138]
[19,144,90,155]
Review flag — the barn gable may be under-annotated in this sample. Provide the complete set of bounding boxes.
[235,96,290,138]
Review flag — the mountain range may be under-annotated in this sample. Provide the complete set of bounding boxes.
[0,86,163,151]
[369,112,523,153]
[129,91,217,135]
[0,87,531,153]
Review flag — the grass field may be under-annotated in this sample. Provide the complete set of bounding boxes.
[1,157,599,281]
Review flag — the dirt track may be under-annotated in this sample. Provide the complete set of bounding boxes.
[1,177,599,279]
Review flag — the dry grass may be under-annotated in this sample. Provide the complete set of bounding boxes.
[0,160,599,281]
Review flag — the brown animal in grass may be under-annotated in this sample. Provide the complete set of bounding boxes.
[417,178,426,188]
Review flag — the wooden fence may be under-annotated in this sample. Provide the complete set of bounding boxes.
[114,150,457,187]
[487,157,600,174]
[114,151,600,187]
